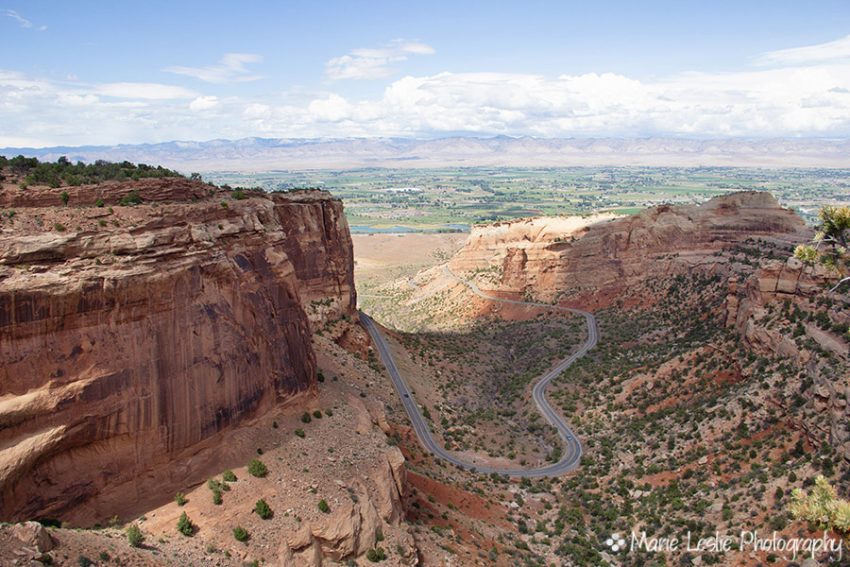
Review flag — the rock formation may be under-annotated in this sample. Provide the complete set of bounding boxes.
[0,179,356,521]
[450,191,810,306]
[728,255,850,460]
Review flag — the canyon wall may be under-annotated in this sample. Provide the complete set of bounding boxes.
[727,256,850,460]
[0,180,356,521]
[450,191,810,306]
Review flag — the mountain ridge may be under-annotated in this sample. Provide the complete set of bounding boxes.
[3,136,849,171]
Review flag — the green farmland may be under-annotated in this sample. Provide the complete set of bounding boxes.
[206,166,850,232]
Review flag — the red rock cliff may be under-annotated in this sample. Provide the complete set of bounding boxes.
[450,191,809,306]
[0,180,356,521]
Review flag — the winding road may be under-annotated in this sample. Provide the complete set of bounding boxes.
[359,265,598,478]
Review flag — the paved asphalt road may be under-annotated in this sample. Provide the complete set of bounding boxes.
[359,266,598,478]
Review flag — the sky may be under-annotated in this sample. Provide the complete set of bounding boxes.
[2,0,850,147]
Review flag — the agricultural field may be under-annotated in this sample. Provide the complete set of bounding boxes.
[205,166,850,232]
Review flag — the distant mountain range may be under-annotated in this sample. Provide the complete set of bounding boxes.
[2,136,848,171]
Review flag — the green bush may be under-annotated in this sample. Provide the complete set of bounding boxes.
[232,189,247,200]
[366,547,387,562]
[318,499,330,514]
[119,189,142,206]
[53,223,66,232]
[60,191,69,205]
[177,511,194,536]
[295,429,305,438]
[126,524,144,548]
[248,458,268,478]
[301,412,312,423]
[175,492,187,506]
[222,469,237,482]
[312,410,322,419]
[212,488,223,505]
[254,499,273,519]
[233,526,249,542]
[95,198,105,207]
[77,556,93,567]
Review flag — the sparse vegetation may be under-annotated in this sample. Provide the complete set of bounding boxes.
[1,155,182,188]
[366,547,387,562]
[318,499,330,513]
[233,526,249,542]
[126,523,144,548]
[254,498,273,519]
[119,189,142,206]
[248,458,268,478]
[176,512,194,536]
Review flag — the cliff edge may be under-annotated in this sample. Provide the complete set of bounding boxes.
[0,179,356,521]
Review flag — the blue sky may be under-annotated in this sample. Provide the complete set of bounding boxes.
[2,1,850,146]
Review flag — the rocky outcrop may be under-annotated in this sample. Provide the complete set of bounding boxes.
[280,448,415,567]
[727,256,850,459]
[450,192,809,306]
[0,180,356,521]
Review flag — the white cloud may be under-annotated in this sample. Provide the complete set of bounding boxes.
[3,9,46,31]
[3,35,850,146]
[189,95,219,111]
[326,40,436,80]
[96,82,197,100]
[754,34,850,66]
[165,53,263,84]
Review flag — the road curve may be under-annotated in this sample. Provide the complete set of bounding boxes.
[359,265,598,478]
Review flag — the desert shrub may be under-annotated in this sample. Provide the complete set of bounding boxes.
[312,410,322,419]
[232,189,247,200]
[255,498,273,519]
[60,191,69,205]
[126,523,144,547]
[248,458,268,478]
[366,547,387,562]
[95,198,104,207]
[177,512,194,536]
[175,492,187,506]
[222,469,237,482]
[119,189,142,206]
[301,412,312,423]
[789,475,850,533]
[77,556,93,567]
[233,526,249,542]
[295,429,305,438]
[53,223,66,232]
[212,489,223,505]
[318,499,330,513]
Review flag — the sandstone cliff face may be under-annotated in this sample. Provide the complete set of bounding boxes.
[727,257,850,459]
[0,180,356,521]
[450,191,809,306]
